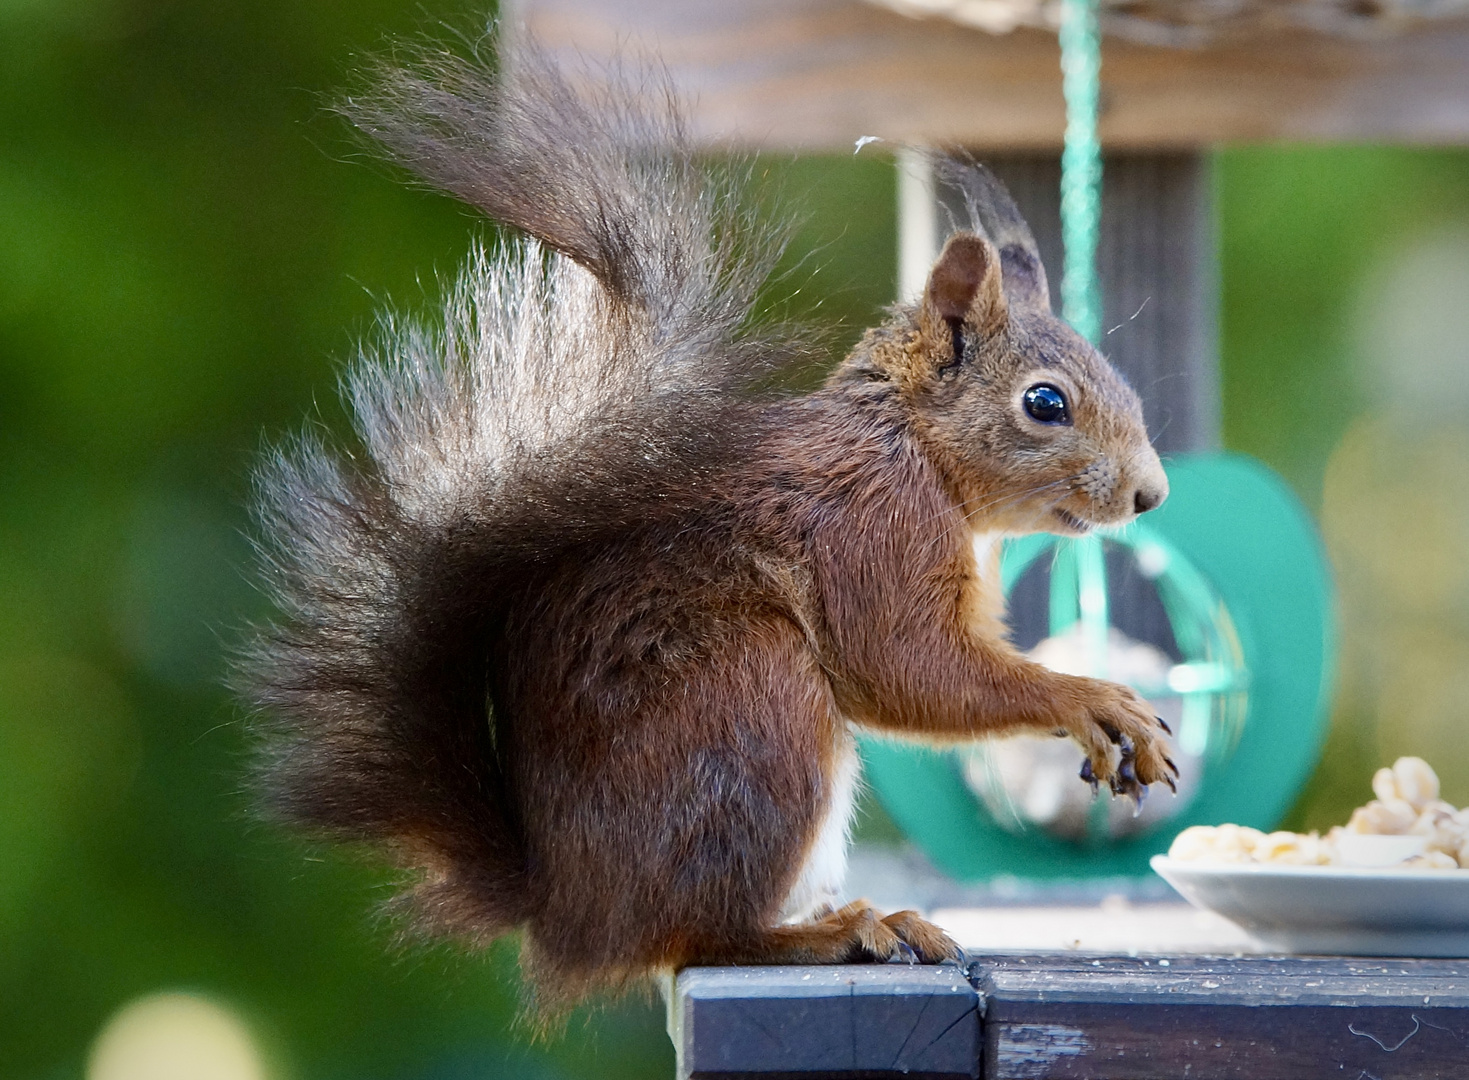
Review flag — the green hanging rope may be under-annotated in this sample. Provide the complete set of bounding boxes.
[1059,0,1103,347]
[1058,0,1109,706]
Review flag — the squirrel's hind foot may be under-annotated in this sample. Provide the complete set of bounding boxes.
[703,901,964,967]
[875,908,966,965]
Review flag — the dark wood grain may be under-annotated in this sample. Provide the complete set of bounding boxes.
[673,965,981,1079]
[672,955,1469,1078]
[978,955,1469,1079]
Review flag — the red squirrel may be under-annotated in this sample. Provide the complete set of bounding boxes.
[244,40,1174,1010]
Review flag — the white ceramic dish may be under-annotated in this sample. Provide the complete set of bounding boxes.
[1151,854,1469,957]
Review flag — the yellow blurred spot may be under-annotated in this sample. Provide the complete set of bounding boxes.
[1322,415,1469,615]
[87,993,269,1080]
[1321,414,1469,803]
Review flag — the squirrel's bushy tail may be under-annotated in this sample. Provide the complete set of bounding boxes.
[243,38,803,941]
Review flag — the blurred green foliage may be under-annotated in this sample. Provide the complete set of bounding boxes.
[1217,147,1469,832]
[0,3,896,1077]
[4,0,1469,1075]
[1218,146,1469,507]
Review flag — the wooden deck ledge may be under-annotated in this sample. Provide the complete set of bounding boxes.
[669,954,1469,1079]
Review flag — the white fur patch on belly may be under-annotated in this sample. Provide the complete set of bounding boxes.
[779,730,861,924]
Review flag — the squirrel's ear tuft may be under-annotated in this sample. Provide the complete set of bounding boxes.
[998,244,1051,313]
[924,233,1006,332]
[930,157,1051,314]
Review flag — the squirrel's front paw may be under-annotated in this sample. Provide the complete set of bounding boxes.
[1061,678,1177,803]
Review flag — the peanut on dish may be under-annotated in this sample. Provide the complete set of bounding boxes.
[1372,756,1439,811]
[1346,798,1417,835]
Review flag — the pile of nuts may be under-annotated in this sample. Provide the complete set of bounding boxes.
[1168,757,1469,870]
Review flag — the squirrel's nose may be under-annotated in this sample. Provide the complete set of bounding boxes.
[1133,481,1167,515]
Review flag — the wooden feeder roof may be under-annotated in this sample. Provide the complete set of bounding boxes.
[869,0,1469,48]
[509,0,1469,149]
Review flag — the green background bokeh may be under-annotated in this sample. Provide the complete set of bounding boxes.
[4,1,1469,1076]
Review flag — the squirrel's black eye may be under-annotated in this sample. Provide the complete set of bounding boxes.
[1023,383,1070,425]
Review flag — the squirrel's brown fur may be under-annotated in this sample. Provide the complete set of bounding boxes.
[243,37,1172,1011]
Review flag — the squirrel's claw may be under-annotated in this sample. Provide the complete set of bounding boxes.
[1118,755,1137,786]
[1079,757,1094,782]
[1110,745,1152,805]
[1079,757,1101,796]
[1156,715,1173,736]
[1130,782,1148,816]
[942,944,973,969]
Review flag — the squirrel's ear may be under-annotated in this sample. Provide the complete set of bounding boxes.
[929,157,1051,314]
[923,233,1007,336]
[998,244,1051,313]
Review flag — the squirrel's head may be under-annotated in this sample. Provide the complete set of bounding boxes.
[835,164,1167,536]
